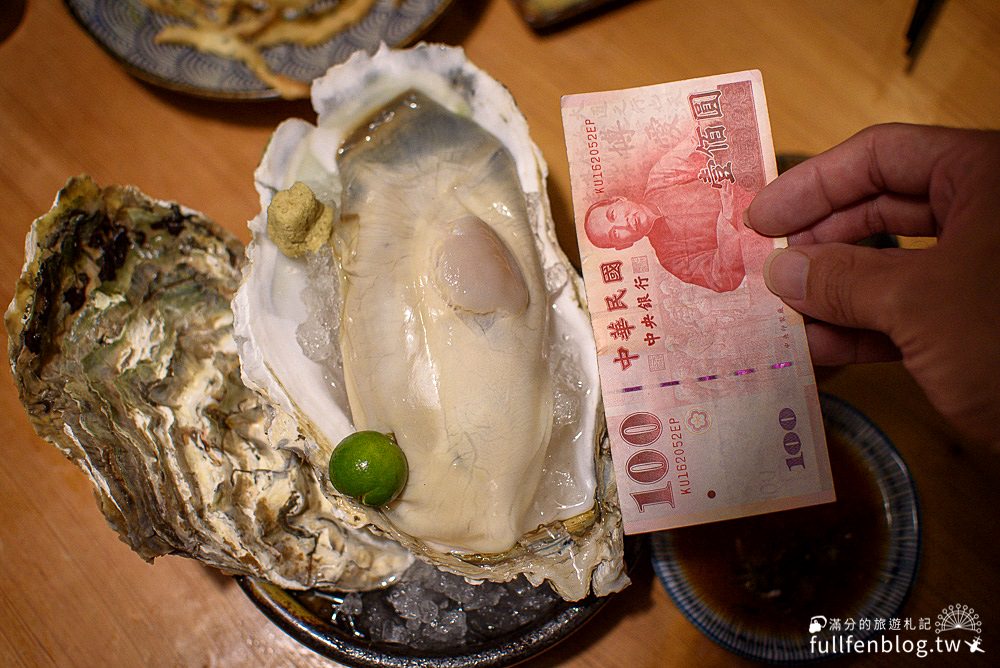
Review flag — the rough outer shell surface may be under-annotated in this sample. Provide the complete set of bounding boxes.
[5,175,412,591]
[234,43,628,600]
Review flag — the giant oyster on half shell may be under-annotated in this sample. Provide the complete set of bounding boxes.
[234,43,627,600]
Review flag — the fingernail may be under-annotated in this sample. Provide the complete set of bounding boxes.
[741,209,752,229]
[764,248,809,300]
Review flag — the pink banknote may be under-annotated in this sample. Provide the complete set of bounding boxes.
[561,71,834,534]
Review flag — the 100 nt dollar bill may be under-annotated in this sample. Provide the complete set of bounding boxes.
[561,70,834,534]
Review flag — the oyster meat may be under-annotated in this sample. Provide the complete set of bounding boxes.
[235,44,627,599]
[336,92,558,554]
[5,175,411,591]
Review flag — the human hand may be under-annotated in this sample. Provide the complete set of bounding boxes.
[745,123,1000,446]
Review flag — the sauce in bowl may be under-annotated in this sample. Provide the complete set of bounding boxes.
[650,394,920,662]
[668,431,888,635]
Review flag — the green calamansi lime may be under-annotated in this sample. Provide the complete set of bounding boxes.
[328,431,408,507]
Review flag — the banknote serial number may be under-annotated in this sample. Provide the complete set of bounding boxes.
[618,412,691,513]
[582,120,606,196]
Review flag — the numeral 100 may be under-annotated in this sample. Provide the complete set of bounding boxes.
[620,412,674,512]
[778,407,806,470]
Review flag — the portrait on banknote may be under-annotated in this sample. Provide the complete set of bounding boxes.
[581,139,755,294]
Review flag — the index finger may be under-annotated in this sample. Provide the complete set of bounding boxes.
[746,123,968,237]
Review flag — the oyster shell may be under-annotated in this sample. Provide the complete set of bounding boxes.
[234,44,627,600]
[5,175,411,591]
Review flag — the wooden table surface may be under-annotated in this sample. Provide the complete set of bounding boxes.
[2,1,999,666]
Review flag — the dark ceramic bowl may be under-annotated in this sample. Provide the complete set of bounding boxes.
[650,393,921,663]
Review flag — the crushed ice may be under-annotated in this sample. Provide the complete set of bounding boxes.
[328,560,562,650]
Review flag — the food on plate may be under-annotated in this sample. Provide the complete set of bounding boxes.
[236,43,626,600]
[7,44,627,604]
[141,0,396,98]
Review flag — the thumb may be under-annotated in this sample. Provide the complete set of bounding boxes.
[763,244,910,333]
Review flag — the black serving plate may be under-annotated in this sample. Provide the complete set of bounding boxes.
[239,537,645,667]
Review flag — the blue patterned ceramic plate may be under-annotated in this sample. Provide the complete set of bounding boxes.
[64,0,452,100]
[650,393,921,663]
